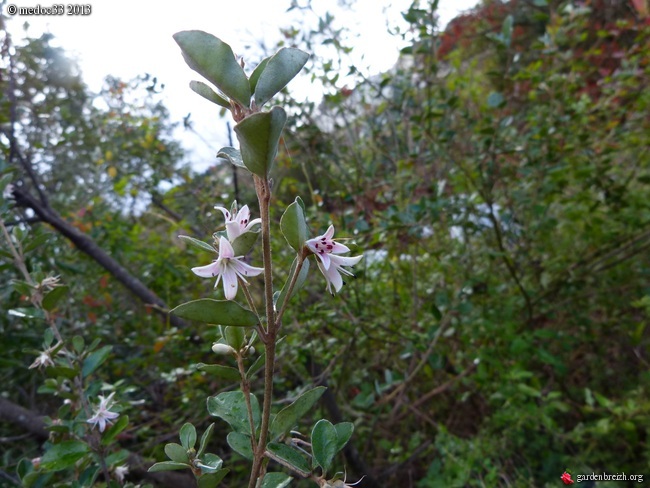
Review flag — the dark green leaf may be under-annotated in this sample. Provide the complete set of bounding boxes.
[198,423,215,458]
[207,391,260,434]
[249,57,270,94]
[178,235,216,253]
[104,449,129,466]
[23,233,51,253]
[46,366,78,379]
[280,197,309,252]
[234,106,287,177]
[101,415,129,446]
[231,230,260,256]
[72,335,84,353]
[164,443,189,464]
[217,147,246,169]
[254,48,309,107]
[261,472,292,488]
[197,469,229,488]
[197,363,241,381]
[190,80,231,108]
[267,442,310,476]
[40,440,90,471]
[199,453,223,473]
[148,461,190,472]
[334,422,354,453]
[224,326,245,349]
[271,386,326,440]
[180,423,197,450]
[171,299,258,327]
[173,31,250,106]
[82,345,112,377]
[311,419,338,475]
[276,256,309,311]
[42,286,69,311]
[227,432,254,460]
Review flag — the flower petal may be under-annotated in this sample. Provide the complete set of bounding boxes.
[191,261,220,278]
[214,206,231,220]
[232,260,264,277]
[218,236,235,258]
[317,252,331,270]
[221,267,239,300]
[323,262,343,293]
[330,242,350,254]
[329,254,363,268]
[324,225,335,240]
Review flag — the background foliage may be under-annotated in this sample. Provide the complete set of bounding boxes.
[1,0,649,486]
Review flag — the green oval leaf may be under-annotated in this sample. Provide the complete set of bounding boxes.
[101,415,129,446]
[40,440,90,472]
[311,419,338,475]
[261,472,292,488]
[171,299,258,327]
[231,230,260,256]
[82,345,112,378]
[224,326,245,349]
[178,235,217,254]
[42,286,69,311]
[197,468,230,488]
[173,31,250,106]
[267,442,310,476]
[280,196,309,252]
[197,363,241,381]
[165,443,189,463]
[254,48,309,107]
[270,386,326,440]
[190,80,231,108]
[234,106,287,177]
[198,423,215,458]
[207,391,260,434]
[148,461,190,473]
[180,423,197,450]
[217,146,246,169]
[334,422,354,453]
[249,57,270,94]
[199,453,223,473]
[227,432,254,460]
[276,256,309,311]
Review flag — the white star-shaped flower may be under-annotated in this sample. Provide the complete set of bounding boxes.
[192,236,264,300]
[306,225,362,294]
[87,392,119,433]
[214,204,261,242]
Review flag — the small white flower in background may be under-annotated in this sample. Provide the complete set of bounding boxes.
[29,341,63,369]
[2,183,14,200]
[306,225,363,295]
[29,350,54,369]
[87,392,119,432]
[192,236,264,300]
[214,203,261,241]
[39,275,61,291]
[113,464,129,483]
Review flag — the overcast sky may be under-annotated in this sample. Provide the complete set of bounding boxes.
[5,0,477,171]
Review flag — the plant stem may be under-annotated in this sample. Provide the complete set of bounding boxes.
[275,254,306,328]
[249,175,276,488]
[236,352,258,451]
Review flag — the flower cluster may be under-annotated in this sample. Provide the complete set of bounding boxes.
[191,204,263,300]
[190,204,363,298]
